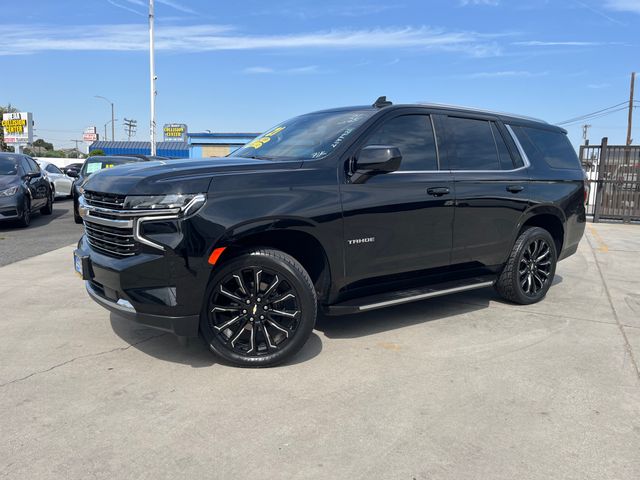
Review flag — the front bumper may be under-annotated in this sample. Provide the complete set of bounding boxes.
[84,279,199,336]
[0,192,22,220]
[75,235,206,338]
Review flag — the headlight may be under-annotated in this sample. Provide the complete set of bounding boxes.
[0,186,19,197]
[124,193,206,212]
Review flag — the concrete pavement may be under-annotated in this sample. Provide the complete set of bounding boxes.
[0,223,639,479]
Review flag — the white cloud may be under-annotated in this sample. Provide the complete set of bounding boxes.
[604,0,640,14]
[0,24,504,58]
[587,83,611,89]
[514,40,609,46]
[115,0,196,14]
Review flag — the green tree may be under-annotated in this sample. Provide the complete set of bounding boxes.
[33,138,54,151]
[89,149,105,156]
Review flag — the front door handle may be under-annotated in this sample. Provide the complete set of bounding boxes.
[427,187,450,197]
[506,185,524,193]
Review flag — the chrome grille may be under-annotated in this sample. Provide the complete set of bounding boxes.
[84,190,126,210]
[84,220,138,257]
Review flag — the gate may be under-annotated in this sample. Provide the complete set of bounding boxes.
[580,138,640,222]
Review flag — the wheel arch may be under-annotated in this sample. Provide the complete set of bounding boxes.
[515,205,566,254]
[211,219,333,303]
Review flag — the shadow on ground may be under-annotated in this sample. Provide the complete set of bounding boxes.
[109,312,323,368]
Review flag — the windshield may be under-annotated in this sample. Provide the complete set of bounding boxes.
[0,157,18,175]
[232,110,375,160]
[81,157,142,176]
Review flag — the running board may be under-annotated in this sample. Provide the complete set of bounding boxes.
[325,276,495,315]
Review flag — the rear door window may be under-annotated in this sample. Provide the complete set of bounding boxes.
[511,126,579,170]
[491,123,516,170]
[446,117,501,171]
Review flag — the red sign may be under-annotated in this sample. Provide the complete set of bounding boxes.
[83,132,98,142]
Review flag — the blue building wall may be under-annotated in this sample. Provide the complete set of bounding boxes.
[88,141,189,158]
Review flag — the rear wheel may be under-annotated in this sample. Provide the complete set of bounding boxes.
[495,226,557,305]
[200,248,317,367]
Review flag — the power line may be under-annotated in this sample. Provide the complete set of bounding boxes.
[556,101,629,125]
[559,106,637,127]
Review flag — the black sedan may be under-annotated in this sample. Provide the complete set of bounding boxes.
[0,152,53,227]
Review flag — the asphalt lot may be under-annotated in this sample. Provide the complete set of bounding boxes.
[0,198,83,266]
[0,221,639,479]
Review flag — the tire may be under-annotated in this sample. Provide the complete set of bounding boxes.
[495,226,557,305]
[73,199,83,224]
[18,197,31,228]
[41,190,53,215]
[200,248,317,367]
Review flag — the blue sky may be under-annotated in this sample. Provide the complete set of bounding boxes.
[1,0,639,150]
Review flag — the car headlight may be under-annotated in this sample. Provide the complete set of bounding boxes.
[124,193,206,213]
[0,186,19,197]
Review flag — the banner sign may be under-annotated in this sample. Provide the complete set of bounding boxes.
[163,123,187,142]
[83,126,98,142]
[2,112,33,144]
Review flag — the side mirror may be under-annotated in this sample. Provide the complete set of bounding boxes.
[66,169,79,178]
[351,145,402,184]
[25,171,41,179]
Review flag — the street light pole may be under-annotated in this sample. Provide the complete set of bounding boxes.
[95,95,116,141]
[149,0,157,155]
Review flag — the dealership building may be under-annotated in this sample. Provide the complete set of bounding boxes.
[88,131,259,159]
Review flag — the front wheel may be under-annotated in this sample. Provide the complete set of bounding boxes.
[495,226,557,305]
[200,248,317,367]
[17,197,31,228]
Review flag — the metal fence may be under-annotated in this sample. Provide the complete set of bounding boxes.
[580,138,640,222]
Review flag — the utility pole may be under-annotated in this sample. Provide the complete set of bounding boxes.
[626,72,635,146]
[149,0,157,155]
[123,118,137,140]
[582,124,592,145]
[95,95,116,141]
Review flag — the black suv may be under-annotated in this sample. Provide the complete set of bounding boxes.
[74,99,586,367]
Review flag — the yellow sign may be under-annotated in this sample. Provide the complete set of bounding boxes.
[1,118,27,134]
[249,126,285,149]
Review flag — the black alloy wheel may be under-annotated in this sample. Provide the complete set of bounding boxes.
[495,226,557,305]
[519,238,552,296]
[201,249,317,367]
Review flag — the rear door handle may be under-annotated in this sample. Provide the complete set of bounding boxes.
[506,185,524,193]
[427,187,450,197]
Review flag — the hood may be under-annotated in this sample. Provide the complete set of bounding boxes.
[0,174,20,189]
[83,157,304,195]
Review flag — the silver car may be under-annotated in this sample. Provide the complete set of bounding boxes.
[35,159,74,198]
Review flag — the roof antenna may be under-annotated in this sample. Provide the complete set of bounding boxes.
[373,96,392,108]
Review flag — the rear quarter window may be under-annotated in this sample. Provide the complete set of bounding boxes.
[512,126,579,170]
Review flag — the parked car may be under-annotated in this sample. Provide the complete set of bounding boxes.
[69,155,148,224]
[35,159,74,199]
[0,152,53,227]
[114,154,170,162]
[74,98,586,367]
[62,162,83,176]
